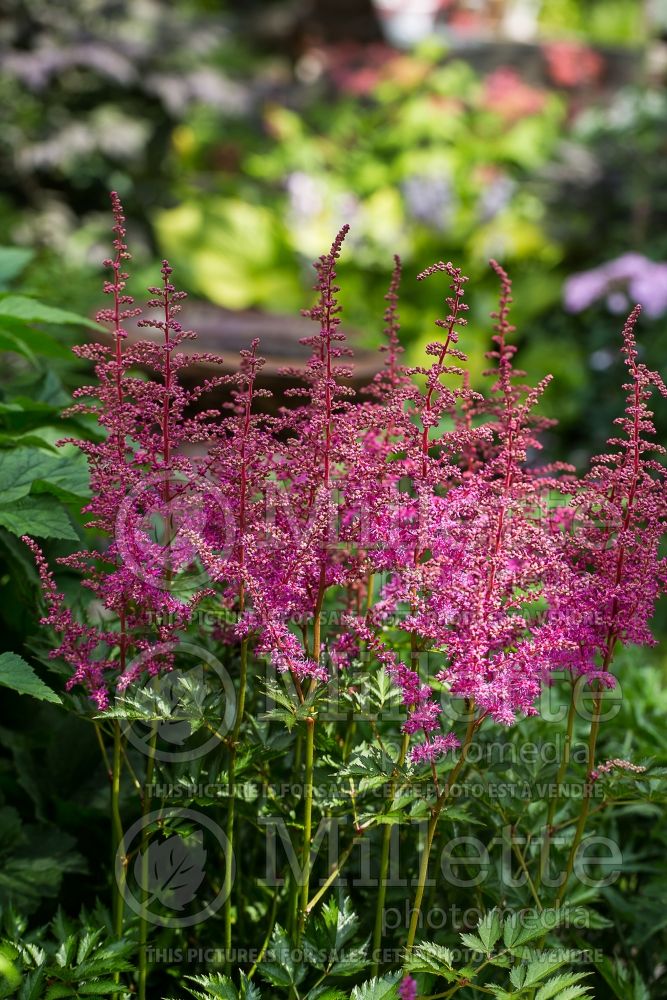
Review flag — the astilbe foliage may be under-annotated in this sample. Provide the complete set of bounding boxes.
[26,194,667,773]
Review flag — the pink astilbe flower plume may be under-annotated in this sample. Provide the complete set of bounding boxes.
[364,258,582,758]
[589,758,647,782]
[24,200,667,768]
[24,193,225,707]
[554,304,667,683]
[248,225,379,686]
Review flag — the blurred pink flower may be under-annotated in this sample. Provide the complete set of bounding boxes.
[482,68,547,123]
[544,42,604,88]
[399,975,418,1000]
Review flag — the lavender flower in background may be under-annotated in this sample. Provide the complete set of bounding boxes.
[286,172,326,227]
[564,252,667,319]
[402,174,454,232]
[477,175,516,223]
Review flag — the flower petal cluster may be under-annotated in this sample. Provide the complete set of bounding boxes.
[27,194,667,765]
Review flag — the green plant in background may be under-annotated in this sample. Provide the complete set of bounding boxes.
[158,53,565,336]
[1,0,663,469]
[537,0,646,47]
[0,247,126,993]
[0,246,101,651]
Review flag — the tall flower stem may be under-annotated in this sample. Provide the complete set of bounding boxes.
[223,343,258,964]
[535,676,577,892]
[224,628,248,970]
[404,708,479,958]
[111,722,125,942]
[137,725,157,1000]
[371,731,410,975]
[297,715,316,943]
[528,684,603,998]
[295,560,327,942]
[550,343,641,908]
[554,683,603,906]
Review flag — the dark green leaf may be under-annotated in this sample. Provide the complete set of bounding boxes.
[0,653,62,704]
[0,496,78,540]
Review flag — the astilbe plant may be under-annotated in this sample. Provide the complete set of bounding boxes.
[25,194,667,1000]
[25,194,226,706]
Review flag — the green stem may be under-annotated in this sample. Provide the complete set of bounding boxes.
[295,566,326,942]
[405,808,440,958]
[535,676,577,892]
[555,684,603,906]
[93,722,111,776]
[286,726,304,938]
[138,725,157,1000]
[111,722,124,942]
[510,835,542,913]
[287,861,299,940]
[247,888,280,980]
[297,716,315,943]
[224,634,248,971]
[306,821,375,914]
[371,732,410,975]
[550,679,577,819]
[404,708,479,958]
[527,684,604,1000]
[552,797,636,834]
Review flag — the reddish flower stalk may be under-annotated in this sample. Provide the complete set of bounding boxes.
[414,260,470,480]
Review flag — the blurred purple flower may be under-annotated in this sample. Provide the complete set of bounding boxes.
[399,975,418,1000]
[564,253,667,319]
[402,174,453,231]
[5,43,137,89]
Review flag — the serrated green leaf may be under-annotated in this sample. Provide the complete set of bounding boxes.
[258,925,306,989]
[75,929,104,965]
[0,448,63,503]
[0,295,100,330]
[302,897,369,978]
[535,973,589,1000]
[45,987,76,1000]
[459,932,487,953]
[0,653,61,703]
[350,974,400,1000]
[509,965,526,989]
[548,986,591,1000]
[0,496,78,540]
[503,908,566,949]
[523,957,567,988]
[18,967,47,1000]
[477,908,503,951]
[404,940,456,979]
[76,981,129,995]
[182,973,239,1000]
[32,457,91,500]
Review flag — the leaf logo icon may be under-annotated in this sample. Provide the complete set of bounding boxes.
[134,834,207,911]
